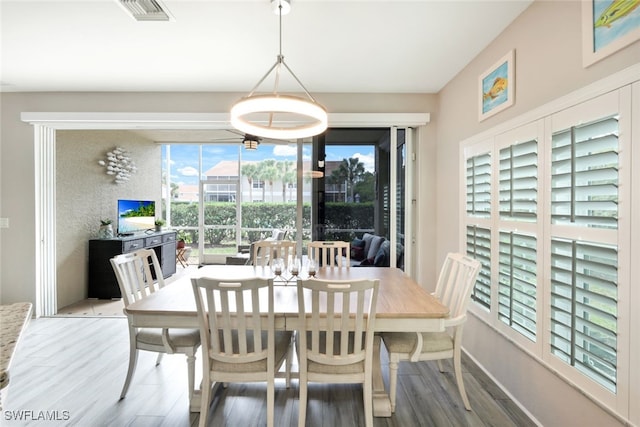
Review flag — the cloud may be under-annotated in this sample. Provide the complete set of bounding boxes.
[352,152,375,172]
[273,145,297,157]
[178,166,199,177]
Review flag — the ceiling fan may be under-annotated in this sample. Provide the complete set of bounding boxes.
[210,129,293,150]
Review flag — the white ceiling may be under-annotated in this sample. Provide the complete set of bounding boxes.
[0,0,532,94]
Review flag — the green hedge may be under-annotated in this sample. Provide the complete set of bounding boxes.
[168,201,374,244]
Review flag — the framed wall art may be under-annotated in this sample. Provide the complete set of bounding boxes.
[479,50,515,122]
[582,0,640,67]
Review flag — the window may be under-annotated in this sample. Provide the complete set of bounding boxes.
[466,150,493,312]
[498,231,537,341]
[462,88,630,406]
[466,225,491,311]
[550,239,618,392]
[549,109,620,393]
[466,153,491,218]
[550,116,619,229]
[499,139,537,221]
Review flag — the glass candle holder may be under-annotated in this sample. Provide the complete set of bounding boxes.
[307,259,317,277]
[290,256,301,277]
[272,258,284,276]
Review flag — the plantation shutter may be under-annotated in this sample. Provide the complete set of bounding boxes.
[466,153,491,218]
[498,231,537,341]
[499,139,537,221]
[550,239,618,393]
[466,225,491,311]
[549,110,620,393]
[550,115,619,229]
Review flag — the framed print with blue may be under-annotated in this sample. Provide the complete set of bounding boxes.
[479,50,515,122]
[582,0,640,67]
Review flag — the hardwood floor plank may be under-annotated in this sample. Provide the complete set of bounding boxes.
[4,317,534,427]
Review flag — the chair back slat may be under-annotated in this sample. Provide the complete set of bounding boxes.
[110,249,165,306]
[308,241,350,267]
[253,240,296,267]
[298,278,378,366]
[192,276,272,364]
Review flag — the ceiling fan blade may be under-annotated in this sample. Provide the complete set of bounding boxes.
[209,137,243,143]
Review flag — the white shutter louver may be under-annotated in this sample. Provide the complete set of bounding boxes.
[466,153,491,218]
[466,225,491,311]
[499,139,537,221]
[551,116,619,229]
[550,238,618,392]
[498,231,537,341]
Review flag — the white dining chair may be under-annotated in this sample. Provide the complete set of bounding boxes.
[191,276,294,427]
[308,240,350,267]
[296,277,379,427]
[380,253,482,412]
[110,249,200,404]
[252,240,296,268]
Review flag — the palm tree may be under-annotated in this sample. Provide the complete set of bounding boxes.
[330,157,366,202]
[277,160,295,202]
[259,159,278,202]
[241,163,258,202]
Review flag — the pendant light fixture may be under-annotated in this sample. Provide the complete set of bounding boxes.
[242,134,260,150]
[230,0,328,140]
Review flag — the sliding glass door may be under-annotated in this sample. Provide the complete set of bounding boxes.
[162,139,312,265]
[313,127,414,271]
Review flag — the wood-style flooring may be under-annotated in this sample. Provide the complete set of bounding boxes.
[4,316,537,426]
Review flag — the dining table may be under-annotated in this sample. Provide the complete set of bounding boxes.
[123,265,449,418]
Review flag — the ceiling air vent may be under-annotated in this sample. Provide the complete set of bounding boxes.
[118,0,173,21]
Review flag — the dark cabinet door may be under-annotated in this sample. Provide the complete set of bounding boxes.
[88,231,177,299]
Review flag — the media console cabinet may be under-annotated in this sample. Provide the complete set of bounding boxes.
[88,230,177,299]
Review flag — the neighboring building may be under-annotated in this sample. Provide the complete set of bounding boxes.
[175,184,198,202]
[173,159,357,203]
[180,159,355,203]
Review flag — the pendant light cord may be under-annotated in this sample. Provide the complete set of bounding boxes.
[240,0,321,103]
[279,2,283,58]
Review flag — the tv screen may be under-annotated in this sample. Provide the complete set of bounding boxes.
[117,199,155,235]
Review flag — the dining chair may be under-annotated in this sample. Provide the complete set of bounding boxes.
[308,240,350,267]
[110,249,200,403]
[252,240,296,268]
[296,277,379,427]
[191,276,294,427]
[380,253,482,412]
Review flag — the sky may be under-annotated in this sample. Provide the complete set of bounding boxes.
[163,144,375,186]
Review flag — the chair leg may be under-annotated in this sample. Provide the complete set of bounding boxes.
[388,355,399,413]
[453,349,471,411]
[155,352,164,366]
[298,373,307,427]
[437,359,445,373]
[198,376,211,427]
[363,377,373,427]
[267,378,275,427]
[120,346,139,399]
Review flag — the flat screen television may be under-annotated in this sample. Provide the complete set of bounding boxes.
[117,199,156,235]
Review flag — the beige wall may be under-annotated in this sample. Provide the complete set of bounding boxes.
[56,130,160,309]
[0,92,437,308]
[436,1,639,426]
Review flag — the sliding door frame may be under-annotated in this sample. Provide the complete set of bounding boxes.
[22,112,429,315]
